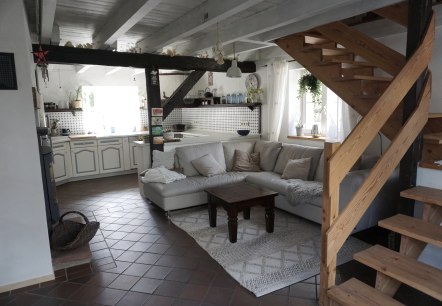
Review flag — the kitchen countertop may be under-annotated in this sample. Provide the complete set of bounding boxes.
[51,131,149,143]
[134,130,260,146]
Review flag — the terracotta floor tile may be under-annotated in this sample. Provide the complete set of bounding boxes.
[93,288,126,305]
[33,296,64,306]
[86,272,119,287]
[129,241,152,252]
[179,284,209,301]
[165,268,193,283]
[69,285,104,303]
[115,291,150,306]
[110,240,136,251]
[136,253,162,265]
[203,286,234,305]
[116,250,143,263]
[143,295,175,306]
[5,293,43,306]
[188,270,216,285]
[230,286,259,306]
[122,263,151,277]
[47,282,82,299]
[258,293,289,306]
[108,274,140,291]
[154,280,186,298]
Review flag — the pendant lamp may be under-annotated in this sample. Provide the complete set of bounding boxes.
[226,42,242,78]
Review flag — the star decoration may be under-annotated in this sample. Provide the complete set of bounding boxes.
[33,46,49,66]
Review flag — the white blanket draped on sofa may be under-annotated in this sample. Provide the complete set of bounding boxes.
[286,179,323,206]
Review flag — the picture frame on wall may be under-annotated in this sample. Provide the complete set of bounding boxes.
[151,116,163,125]
[152,108,163,116]
[151,126,163,136]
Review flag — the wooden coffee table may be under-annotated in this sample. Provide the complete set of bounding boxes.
[205,183,278,243]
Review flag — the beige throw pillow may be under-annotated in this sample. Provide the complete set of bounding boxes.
[232,150,260,172]
[281,158,311,180]
[191,154,226,177]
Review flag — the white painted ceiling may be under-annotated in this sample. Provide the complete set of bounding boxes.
[24,0,409,58]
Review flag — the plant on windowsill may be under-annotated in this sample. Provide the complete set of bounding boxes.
[298,73,323,120]
[70,86,84,109]
[295,120,303,136]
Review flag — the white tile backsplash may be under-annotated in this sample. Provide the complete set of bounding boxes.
[46,106,260,135]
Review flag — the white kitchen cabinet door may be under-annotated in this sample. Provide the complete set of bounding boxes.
[53,148,72,182]
[98,144,124,173]
[129,142,139,169]
[71,146,100,177]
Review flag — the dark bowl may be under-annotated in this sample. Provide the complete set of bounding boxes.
[237,129,250,136]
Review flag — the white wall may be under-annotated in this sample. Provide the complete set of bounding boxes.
[0,0,53,290]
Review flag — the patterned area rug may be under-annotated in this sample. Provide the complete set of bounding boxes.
[170,206,370,297]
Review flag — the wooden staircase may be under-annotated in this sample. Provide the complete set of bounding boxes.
[275,2,439,306]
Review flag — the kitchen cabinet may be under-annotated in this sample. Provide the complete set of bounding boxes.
[129,140,139,169]
[52,142,72,183]
[123,137,139,170]
[98,138,124,174]
[71,140,99,177]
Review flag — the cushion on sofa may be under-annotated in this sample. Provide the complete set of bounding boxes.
[273,144,323,180]
[232,150,260,172]
[175,142,226,177]
[191,154,226,177]
[314,152,324,182]
[223,141,256,171]
[152,150,175,169]
[253,141,282,171]
[281,158,311,180]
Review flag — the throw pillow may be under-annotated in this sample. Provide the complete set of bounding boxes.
[254,141,282,171]
[152,150,175,170]
[232,150,260,172]
[281,158,311,180]
[191,153,226,177]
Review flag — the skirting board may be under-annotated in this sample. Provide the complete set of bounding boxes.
[0,273,54,293]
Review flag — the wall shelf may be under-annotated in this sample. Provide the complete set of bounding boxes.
[45,108,83,113]
[181,98,261,111]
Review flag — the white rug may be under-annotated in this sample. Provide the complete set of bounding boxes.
[170,206,370,297]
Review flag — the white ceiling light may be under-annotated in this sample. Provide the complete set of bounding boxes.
[106,67,122,75]
[226,43,241,78]
[77,65,93,74]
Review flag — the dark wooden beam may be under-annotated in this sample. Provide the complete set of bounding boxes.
[162,71,205,119]
[146,68,163,158]
[399,0,432,217]
[32,44,256,72]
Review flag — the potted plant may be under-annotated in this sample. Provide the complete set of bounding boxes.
[247,87,264,103]
[298,73,323,120]
[71,86,84,109]
[295,120,303,136]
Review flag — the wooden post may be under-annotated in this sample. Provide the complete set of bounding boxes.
[399,0,432,220]
[145,68,163,160]
[320,142,340,306]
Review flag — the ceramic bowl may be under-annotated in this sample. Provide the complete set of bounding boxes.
[237,129,250,136]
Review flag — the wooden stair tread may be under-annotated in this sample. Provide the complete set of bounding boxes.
[428,113,442,119]
[327,59,378,67]
[423,132,442,144]
[328,278,405,306]
[400,186,442,206]
[334,75,392,82]
[354,245,442,301]
[379,214,442,247]
[419,160,442,171]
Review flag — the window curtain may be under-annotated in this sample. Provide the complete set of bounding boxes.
[267,59,289,141]
[325,88,360,141]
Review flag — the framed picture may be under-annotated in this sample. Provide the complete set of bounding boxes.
[152,108,163,116]
[151,126,163,136]
[153,136,164,144]
[151,116,163,125]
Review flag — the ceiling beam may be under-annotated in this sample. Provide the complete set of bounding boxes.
[137,0,265,52]
[178,0,402,55]
[40,0,57,44]
[93,0,163,49]
[32,44,256,72]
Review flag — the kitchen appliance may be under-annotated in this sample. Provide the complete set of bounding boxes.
[61,128,70,136]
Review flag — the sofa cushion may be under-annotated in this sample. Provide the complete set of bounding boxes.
[223,141,256,171]
[245,171,290,196]
[314,152,324,182]
[253,141,282,171]
[281,158,311,180]
[232,150,260,172]
[274,144,323,180]
[191,154,226,177]
[144,172,248,198]
[175,142,226,177]
[152,150,175,169]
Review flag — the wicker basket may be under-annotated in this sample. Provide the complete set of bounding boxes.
[51,211,100,251]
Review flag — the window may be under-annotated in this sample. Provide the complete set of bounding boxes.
[82,86,140,134]
[288,69,325,136]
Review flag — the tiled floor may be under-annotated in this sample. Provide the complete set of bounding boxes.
[0,174,438,305]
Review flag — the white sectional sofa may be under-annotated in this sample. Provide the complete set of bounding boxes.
[139,140,399,232]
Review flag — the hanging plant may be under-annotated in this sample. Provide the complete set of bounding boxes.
[298,73,322,109]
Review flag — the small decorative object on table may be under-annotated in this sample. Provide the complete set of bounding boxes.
[237,122,250,136]
[311,124,320,138]
[296,121,303,136]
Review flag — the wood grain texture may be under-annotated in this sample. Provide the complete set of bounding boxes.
[354,245,442,301]
[379,214,442,247]
[373,1,408,27]
[328,278,405,306]
[400,186,442,206]
[326,74,431,264]
[316,21,405,75]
